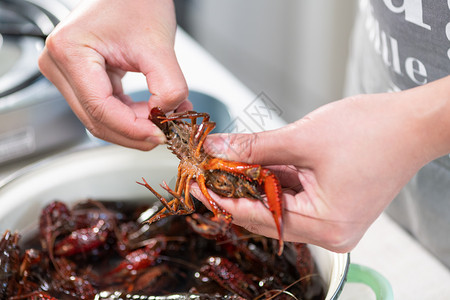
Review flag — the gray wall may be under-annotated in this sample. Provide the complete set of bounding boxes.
[178,0,358,123]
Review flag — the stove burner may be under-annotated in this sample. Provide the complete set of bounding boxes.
[0,0,73,97]
[0,35,43,97]
[0,0,86,166]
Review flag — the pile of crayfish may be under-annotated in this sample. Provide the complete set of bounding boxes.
[0,199,325,299]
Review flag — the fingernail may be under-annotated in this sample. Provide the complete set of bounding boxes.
[146,131,166,144]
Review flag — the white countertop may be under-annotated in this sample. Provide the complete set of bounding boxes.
[2,28,449,299]
[343,213,450,299]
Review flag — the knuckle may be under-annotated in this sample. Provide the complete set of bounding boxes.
[320,225,359,253]
[85,99,107,124]
[83,102,111,140]
[85,124,105,141]
[45,30,71,58]
[44,33,60,54]
[44,27,86,65]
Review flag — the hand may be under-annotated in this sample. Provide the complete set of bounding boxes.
[193,77,450,253]
[38,0,189,150]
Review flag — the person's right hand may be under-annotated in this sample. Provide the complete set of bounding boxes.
[193,77,450,253]
[38,0,189,150]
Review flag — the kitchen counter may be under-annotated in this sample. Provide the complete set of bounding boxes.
[2,28,449,299]
[343,213,450,299]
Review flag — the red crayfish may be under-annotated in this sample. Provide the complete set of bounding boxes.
[1,200,324,299]
[138,107,285,254]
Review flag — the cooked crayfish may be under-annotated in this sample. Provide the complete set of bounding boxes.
[1,199,324,299]
[138,107,284,254]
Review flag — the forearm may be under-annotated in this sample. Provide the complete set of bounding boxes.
[399,75,450,163]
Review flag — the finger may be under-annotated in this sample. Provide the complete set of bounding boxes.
[175,99,194,112]
[190,184,311,243]
[203,124,302,166]
[39,48,89,123]
[41,44,166,145]
[269,165,303,192]
[39,49,164,149]
[190,184,278,235]
[191,183,350,250]
[106,65,127,99]
[144,50,189,112]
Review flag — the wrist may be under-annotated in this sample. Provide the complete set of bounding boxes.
[399,75,450,163]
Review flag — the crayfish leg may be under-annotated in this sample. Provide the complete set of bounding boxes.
[137,178,177,212]
[164,111,210,123]
[160,181,181,205]
[145,201,192,225]
[197,173,231,220]
[195,173,233,231]
[194,121,216,159]
[137,176,196,224]
[186,213,231,238]
[182,173,196,212]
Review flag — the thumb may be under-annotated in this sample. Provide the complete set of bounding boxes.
[204,124,299,165]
